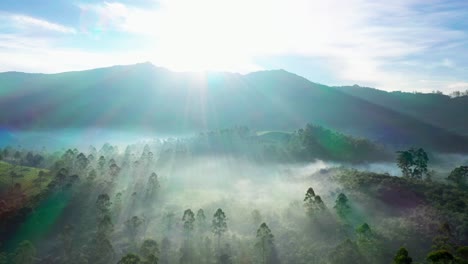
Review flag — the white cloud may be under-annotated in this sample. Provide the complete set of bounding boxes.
[0,12,76,35]
[446,82,468,92]
[10,14,76,34]
[69,0,468,91]
[1,1,468,93]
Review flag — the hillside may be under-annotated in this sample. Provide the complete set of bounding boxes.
[336,85,468,135]
[1,63,468,152]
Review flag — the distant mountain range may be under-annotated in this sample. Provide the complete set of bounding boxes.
[1,62,467,153]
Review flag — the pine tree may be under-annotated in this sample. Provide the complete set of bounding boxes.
[212,208,228,250]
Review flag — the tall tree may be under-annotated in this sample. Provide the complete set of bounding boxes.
[392,247,412,264]
[94,194,114,263]
[196,209,207,232]
[212,208,228,250]
[334,193,351,218]
[303,187,326,217]
[183,209,196,236]
[146,172,160,200]
[256,223,279,264]
[180,209,195,264]
[126,216,144,246]
[140,239,159,264]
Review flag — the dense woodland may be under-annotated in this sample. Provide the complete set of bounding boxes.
[0,125,467,264]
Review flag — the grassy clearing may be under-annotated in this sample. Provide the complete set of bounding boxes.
[0,161,50,196]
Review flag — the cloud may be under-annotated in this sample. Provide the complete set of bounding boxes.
[446,82,468,92]
[2,1,468,93]
[10,14,76,34]
[0,12,76,35]
[70,0,468,91]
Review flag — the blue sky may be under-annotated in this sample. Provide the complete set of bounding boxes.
[1,0,468,93]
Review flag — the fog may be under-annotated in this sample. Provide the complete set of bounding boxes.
[2,131,467,264]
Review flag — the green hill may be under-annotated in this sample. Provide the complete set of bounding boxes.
[1,63,468,152]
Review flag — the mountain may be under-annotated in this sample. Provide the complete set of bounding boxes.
[1,63,468,153]
[335,85,468,136]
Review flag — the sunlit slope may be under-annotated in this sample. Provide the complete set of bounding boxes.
[0,161,49,196]
[1,63,467,152]
[335,85,468,136]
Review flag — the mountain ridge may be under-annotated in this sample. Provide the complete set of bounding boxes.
[1,63,468,153]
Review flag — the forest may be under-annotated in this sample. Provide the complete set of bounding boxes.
[0,125,467,264]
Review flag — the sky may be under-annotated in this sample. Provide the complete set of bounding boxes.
[1,0,468,93]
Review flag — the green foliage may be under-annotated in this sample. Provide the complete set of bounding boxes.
[212,208,227,248]
[118,253,141,264]
[303,187,326,217]
[456,246,468,263]
[355,223,372,239]
[334,193,351,219]
[96,194,112,216]
[392,247,413,264]
[140,239,159,262]
[396,148,429,179]
[196,209,207,232]
[288,123,390,162]
[255,223,279,264]
[182,209,195,234]
[448,166,468,188]
[328,239,368,264]
[427,250,454,264]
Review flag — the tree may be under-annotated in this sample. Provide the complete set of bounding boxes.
[328,239,368,264]
[140,239,159,263]
[196,209,207,232]
[303,187,326,217]
[33,170,48,188]
[146,172,160,199]
[109,163,121,181]
[12,240,36,264]
[182,209,195,235]
[217,243,233,264]
[456,246,468,262]
[98,156,106,170]
[94,194,114,263]
[427,250,454,264]
[76,152,89,170]
[126,216,144,245]
[181,209,195,264]
[355,223,372,241]
[118,253,141,264]
[447,166,468,187]
[334,193,351,218]
[87,168,97,183]
[256,223,279,264]
[9,170,24,187]
[392,247,412,264]
[212,208,227,249]
[396,148,429,179]
[58,224,74,262]
[96,194,112,216]
[432,222,456,252]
